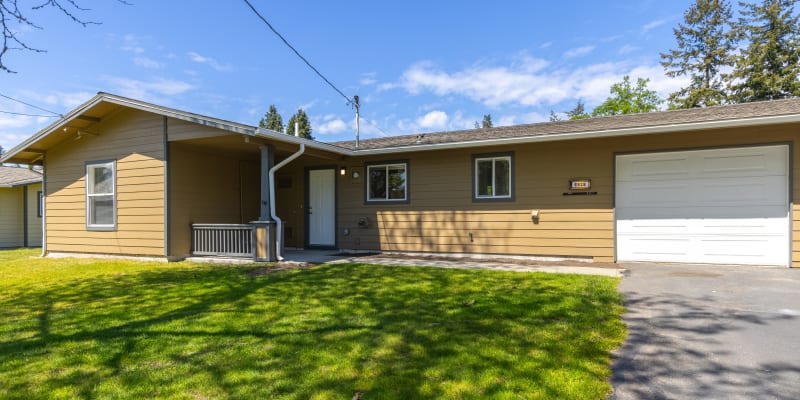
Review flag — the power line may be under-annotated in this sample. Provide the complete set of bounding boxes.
[359,115,391,137]
[0,92,63,117]
[0,110,60,118]
[242,0,354,105]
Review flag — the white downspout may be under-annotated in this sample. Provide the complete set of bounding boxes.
[268,142,305,261]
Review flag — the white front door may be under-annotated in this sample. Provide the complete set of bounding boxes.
[308,169,336,247]
[615,145,790,266]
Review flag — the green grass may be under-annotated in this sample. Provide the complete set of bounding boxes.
[0,248,626,399]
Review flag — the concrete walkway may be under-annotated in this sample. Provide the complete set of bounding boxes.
[281,250,624,277]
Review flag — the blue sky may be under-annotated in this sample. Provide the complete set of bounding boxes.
[1,1,714,151]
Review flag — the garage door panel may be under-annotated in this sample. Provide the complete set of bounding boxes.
[616,145,789,266]
[617,155,690,181]
[698,176,787,206]
[698,147,786,178]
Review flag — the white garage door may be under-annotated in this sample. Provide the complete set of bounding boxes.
[616,145,789,266]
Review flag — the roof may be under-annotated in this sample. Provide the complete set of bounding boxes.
[0,92,345,165]
[0,166,42,187]
[2,93,800,164]
[333,97,800,150]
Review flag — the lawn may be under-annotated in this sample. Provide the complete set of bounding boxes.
[0,248,626,399]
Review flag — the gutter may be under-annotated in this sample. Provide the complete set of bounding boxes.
[268,143,305,261]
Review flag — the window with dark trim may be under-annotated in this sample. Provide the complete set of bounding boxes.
[86,160,116,230]
[36,191,43,218]
[473,153,514,201]
[366,162,408,203]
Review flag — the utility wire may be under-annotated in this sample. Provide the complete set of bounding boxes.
[0,110,60,118]
[242,0,354,105]
[0,92,63,117]
[360,115,391,137]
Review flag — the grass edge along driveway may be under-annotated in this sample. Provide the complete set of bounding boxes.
[0,248,626,399]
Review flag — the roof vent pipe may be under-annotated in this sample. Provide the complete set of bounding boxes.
[294,122,299,137]
[269,143,305,260]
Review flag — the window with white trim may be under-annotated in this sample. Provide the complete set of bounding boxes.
[86,161,116,229]
[366,162,408,202]
[474,154,513,200]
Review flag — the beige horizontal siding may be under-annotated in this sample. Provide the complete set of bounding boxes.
[45,108,165,257]
[0,188,23,247]
[323,123,800,265]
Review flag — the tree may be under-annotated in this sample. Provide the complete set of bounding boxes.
[286,108,313,140]
[661,0,736,108]
[258,105,284,132]
[565,99,590,120]
[1,0,128,73]
[591,76,663,117]
[481,114,493,128]
[548,110,562,122]
[728,0,800,102]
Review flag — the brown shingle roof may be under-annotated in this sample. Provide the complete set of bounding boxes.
[333,98,800,150]
[0,166,42,187]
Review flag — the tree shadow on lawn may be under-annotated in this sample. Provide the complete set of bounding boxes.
[0,263,624,399]
[611,292,800,400]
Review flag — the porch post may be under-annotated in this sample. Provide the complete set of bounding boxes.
[253,144,277,262]
[259,145,275,221]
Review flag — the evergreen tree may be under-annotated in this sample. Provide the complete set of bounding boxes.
[729,0,800,102]
[661,0,736,108]
[591,76,663,117]
[565,99,590,120]
[548,110,562,122]
[481,114,493,128]
[258,105,284,132]
[286,108,314,140]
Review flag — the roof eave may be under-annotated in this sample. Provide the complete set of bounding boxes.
[346,113,800,155]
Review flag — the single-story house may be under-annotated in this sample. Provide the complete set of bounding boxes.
[0,166,43,248]
[1,92,798,267]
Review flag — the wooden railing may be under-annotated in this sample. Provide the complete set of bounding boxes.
[191,224,255,258]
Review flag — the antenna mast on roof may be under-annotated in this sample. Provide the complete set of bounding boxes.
[354,95,360,149]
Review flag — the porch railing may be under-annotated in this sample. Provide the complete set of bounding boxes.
[191,224,255,258]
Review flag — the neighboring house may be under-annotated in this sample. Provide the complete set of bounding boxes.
[1,93,799,267]
[0,166,43,248]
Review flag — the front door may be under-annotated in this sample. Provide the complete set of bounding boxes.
[307,168,336,247]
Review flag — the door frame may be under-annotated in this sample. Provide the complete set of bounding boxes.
[304,165,338,249]
[612,141,793,266]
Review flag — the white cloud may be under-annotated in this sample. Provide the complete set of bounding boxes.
[540,41,553,49]
[317,118,348,134]
[618,44,638,55]
[563,45,596,58]
[359,72,377,86]
[120,34,145,54]
[642,19,666,32]
[134,56,163,69]
[416,110,448,129]
[384,58,688,109]
[187,52,233,72]
[17,90,93,109]
[103,77,195,100]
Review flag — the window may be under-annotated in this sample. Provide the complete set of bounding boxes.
[366,162,408,203]
[473,153,513,201]
[86,160,116,230]
[37,191,43,218]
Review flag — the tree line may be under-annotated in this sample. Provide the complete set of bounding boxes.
[552,0,799,121]
[258,105,313,140]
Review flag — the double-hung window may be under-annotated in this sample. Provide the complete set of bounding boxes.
[86,160,116,230]
[366,162,408,203]
[473,153,513,201]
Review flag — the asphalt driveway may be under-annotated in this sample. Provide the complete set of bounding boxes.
[611,263,800,399]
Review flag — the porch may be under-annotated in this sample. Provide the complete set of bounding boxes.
[167,131,346,261]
